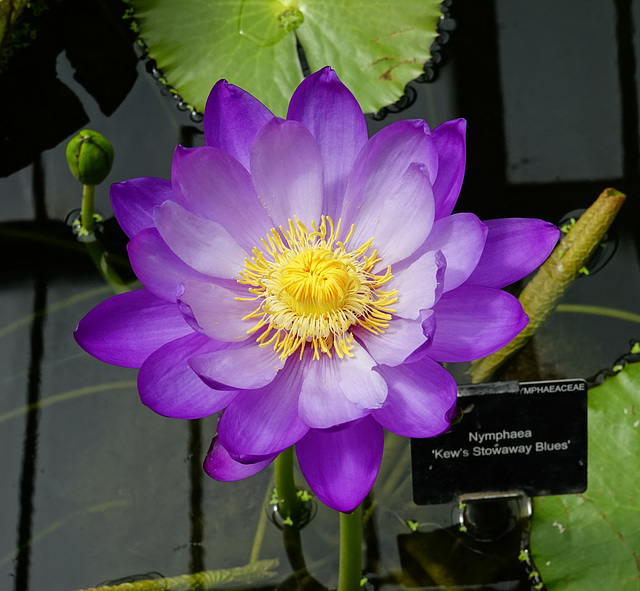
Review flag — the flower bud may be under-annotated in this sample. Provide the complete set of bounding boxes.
[66,130,114,186]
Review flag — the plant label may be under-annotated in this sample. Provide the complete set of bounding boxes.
[412,379,588,504]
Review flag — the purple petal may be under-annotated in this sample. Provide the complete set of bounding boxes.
[390,250,446,319]
[373,356,457,438]
[428,285,528,362]
[465,218,560,288]
[298,358,366,428]
[178,280,252,342]
[74,289,192,368]
[171,146,272,250]
[287,67,368,220]
[217,361,309,460]
[431,119,467,220]
[154,201,247,279]
[127,228,212,302]
[404,310,438,363]
[355,316,431,367]
[250,118,324,227]
[204,436,275,482]
[190,341,285,390]
[204,79,274,169]
[337,344,388,407]
[298,344,387,429]
[296,416,383,513]
[138,332,239,419]
[341,120,438,227]
[349,162,436,265]
[421,213,487,292]
[111,177,175,239]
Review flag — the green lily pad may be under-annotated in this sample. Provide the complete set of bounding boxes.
[131,0,442,116]
[530,361,640,590]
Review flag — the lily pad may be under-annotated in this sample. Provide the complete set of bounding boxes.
[530,361,640,590]
[131,0,442,116]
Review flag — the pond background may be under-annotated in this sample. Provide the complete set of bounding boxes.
[2,1,640,589]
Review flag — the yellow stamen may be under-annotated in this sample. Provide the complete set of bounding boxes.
[237,216,397,361]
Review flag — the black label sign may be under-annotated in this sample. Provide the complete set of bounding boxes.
[412,379,588,505]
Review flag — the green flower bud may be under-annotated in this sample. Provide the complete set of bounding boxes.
[66,129,114,186]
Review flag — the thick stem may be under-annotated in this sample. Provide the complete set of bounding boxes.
[274,450,323,590]
[81,184,96,234]
[274,447,302,524]
[338,507,362,591]
[470,187,626,382]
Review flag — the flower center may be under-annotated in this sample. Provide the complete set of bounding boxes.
[237,217,398,361]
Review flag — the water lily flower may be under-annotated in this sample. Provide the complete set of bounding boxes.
[75,67,559,513]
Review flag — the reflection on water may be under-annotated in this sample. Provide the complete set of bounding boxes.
[14,269,47,591]
[398,496,536,590]
[2,2,640,589]
[2,212,639,591]
[187,419,205,575]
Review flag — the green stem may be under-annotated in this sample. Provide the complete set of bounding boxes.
[83,239,132,293]
[249,472,274,564]
[0,381,136,425]
[338,507,362,591]
[78,183,132,293]
[274,447,302,524]
[556,303,640,324]
[81,184,96,234]
[469,187,626,383]
[74,559,279,590]
[274,450,319,588]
